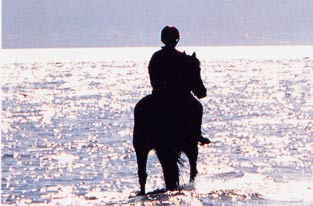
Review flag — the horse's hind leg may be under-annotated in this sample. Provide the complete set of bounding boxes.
[184,143,198,182]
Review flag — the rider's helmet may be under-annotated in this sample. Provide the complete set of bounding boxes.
[161,26,180,47]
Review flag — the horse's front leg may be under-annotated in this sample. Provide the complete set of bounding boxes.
[135,148,149,195]
[184,143,198,182]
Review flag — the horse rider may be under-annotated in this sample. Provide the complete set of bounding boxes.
[148,25,210,145]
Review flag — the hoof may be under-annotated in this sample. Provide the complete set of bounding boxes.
[135,191,146,196]
[146,188,167,195]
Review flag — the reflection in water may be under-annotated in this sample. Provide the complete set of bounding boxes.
[1,48,313,205]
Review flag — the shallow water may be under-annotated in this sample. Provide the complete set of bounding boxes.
[1,47,313,205]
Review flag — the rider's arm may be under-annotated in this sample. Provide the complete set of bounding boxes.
[148,54,166,91]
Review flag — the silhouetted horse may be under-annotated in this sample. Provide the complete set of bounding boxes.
[133,53,206,195]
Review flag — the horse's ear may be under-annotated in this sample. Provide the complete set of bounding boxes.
[192,52,197,58]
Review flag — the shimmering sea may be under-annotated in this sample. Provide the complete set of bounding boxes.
[1,46,313,205]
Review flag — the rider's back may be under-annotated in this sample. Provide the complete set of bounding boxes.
[148,47,193,99]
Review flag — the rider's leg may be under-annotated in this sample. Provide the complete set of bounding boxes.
[185,95,210,145]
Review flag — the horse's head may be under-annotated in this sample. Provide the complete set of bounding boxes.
[185,52,207,99]
[191,52,200,67]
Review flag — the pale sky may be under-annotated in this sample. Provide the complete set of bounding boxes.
[2,0,313,48]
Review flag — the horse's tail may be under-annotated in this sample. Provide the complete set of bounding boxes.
[155,148,181,191]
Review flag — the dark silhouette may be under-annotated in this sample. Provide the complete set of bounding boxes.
[133,26,209,195]
[148,26,209,145]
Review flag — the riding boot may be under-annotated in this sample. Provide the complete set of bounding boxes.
[198,135,211,145]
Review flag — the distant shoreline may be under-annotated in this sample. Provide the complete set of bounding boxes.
[2,44,313,50]
[2,45,313,63]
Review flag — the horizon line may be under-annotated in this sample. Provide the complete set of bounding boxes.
[2,43,313,50]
